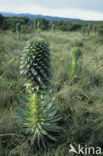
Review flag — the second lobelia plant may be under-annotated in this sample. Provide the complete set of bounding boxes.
[16,38,62,148]
[52,24,56,32]
[87,23,92,36]
[16,23,21,39]
[34,19,40,33]
[69,47,82,76]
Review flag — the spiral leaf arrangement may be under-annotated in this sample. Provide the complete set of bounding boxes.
[16,38,62,148]
[15,93,62,148]
[20,38,51,93]
[70,48,82,76]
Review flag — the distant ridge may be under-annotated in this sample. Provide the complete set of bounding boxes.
[0,12,81,21]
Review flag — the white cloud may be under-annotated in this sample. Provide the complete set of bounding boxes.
[0,4,103,20]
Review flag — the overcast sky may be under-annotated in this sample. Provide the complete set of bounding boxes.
[0,0,103,20]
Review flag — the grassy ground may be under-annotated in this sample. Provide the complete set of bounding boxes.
[0,30,103,155]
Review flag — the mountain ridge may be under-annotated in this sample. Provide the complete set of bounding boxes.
[0,12,82,21]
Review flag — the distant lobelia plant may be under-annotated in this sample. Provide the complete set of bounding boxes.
[69,47,82,76]
[16,38,62,148]
[37,22,40,32]
[82,25,86,35]
[34,20,40,33]
[52,24,55,32]
[16,23,21,39]
[86,23,92,36]
[93,25,97,33]
[34,19,37,32]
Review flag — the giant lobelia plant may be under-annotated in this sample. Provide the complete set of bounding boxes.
[15,38,62,148]
[69,47,82,76]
